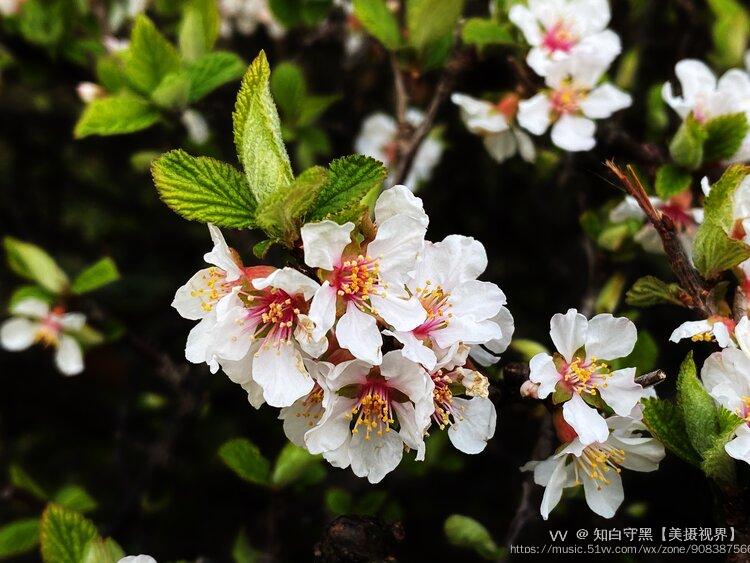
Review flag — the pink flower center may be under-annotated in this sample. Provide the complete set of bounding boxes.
[550,84,584,115]
[740,397,750,425]
[332,254,381,305]
[245,288,302,345]
[36,309,63,347]
[541,21,578,54]
[413,283,452,337]
[561,357,611,395]
[431,370,458,428]
[348,379,394,440]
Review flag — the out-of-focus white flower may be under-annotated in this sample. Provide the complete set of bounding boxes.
[354,110,444,191]
[77,82,106,104]
[219,0,285,39]
[523,416,664,519]
[108,0,149,32]
[103,36,130,54]
[451,92,536,163]
[305,350,434,483]
[181,109,210,145]
[663,59,750,162]
[0,0,26,16]
[118,556,157,563]
[669,316,737,348]
[385,234,509,371]
[528,309,644,445]
[509,0,621,78]
[701,346,750,465]
[1,298,85,376]
[609,192,703,254]
[518,56,631,151]
[301,186,428,365]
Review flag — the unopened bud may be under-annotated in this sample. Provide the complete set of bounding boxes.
[520,380,539,399]
[76,82,105,104]
[553,409,578,444]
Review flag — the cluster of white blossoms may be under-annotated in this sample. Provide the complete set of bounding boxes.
[173,186,513,482]
[218,0,285,39]
[522,309,665,518]
[453,0,631,159]
[1,298,86,376]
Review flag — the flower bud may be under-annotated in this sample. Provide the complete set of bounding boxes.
[520,380,539,399]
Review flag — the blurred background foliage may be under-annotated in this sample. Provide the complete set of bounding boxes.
[1,0,749,561]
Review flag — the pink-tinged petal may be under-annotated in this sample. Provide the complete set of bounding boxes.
[55,334,84,376]
[252,267,320,300]
[584,314,637,361]
[0,318,38,351]
[301,220,354,270]
[336,302,383,365]
[448,397,497,454]
[562,393,609,445]
[550,308,587,362]
[253,342,313,408]
[529,353,560,399]
[598,368,643,416]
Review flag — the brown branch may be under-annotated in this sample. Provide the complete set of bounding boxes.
[605,160,710,315]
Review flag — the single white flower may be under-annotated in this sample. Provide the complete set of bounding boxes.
[0,0,26,16]
[529,309,643,445]
[385,234,509,371]
[76,82,106,104]
[1,298,85,376]
[451,92,536,163]
[305,350,434,483]
[301,186,428,365]
[354,110,444,191]
[701,347,750,465]
[118,556,156,563]
[518,56,632,151]
[523,416,665,519]
[181,109,210,145]
[669,316,736,348]
[509,0,621,78]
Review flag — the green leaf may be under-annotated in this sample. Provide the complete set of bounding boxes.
[271,62,306,121]
[18,0,64,47]
[95,55,127,93]
[68,325,105,347]
[626,276,685,307]
[669,115,707,170]
[0,518,40,559]
[124,15,181,95]
[256,166,329,242]
[4,237,69,293]
[443,515,504,560]
[179,0,220,62]
[654,164,692,199]
[693,164,750,278]
[708,0,750,68]
[8,285,55,311]
[308,155,387,222]
[594,272,626,314]
[597,222,631,251]
[53,486,97,514]
[407,0,464,53]
[297,95,339,127]
[218,438,271,487]
[71,258,120,295]
[641,397,702,467]
[82,537,124,563]
[232,529,261,563]
[9,464,48,501]
[703,112,750,163]
[324,487,353,515]
[186,51,246,103]
[151,71,191,110]
[676,352,720,454]
[152,149,257,228]
[233,51,295,203]
[352,0,401,50]
[74,95,160,138]
[271,443,321,488]
[460,18,513,48]
[701,408,743,483]
[509,339,548,362]
[40,504,99,563]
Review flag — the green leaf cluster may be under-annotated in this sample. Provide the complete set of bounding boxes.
[626,276,685,308]
[39,504,124,563]
[443,514,504,560]
[669,112,749,170]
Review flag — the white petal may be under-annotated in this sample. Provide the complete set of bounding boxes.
[431,316,502,349]
[470,307,515,366]
[518,93,552,135]
[580,84,632,119]
[172,268,223,320]
[735,316,750,358]
[584,314,637,361]
[118,557,157,563]
[675,59,717,104]
[308,282,338,341]
[185,312,219,369]
[279,398,315,448]
[726,424,750,465]
[550,308,588,362]
[448,397,496,454]
[374,185,429,228]
[385,329,438,370]
[306,396,357,455]
[669,320,712,343]
[508,4,542,45]
[598,368,644,416]
[414,235,488,289]
[562,393,609,445]
[367,215,426,278]
[529,353,561,399]
[60,313,86,331]
[483,132,517,163]
[336,302,383,365]
[301,220,354,270]
[449,280,505,322]
[253,342,314,407]
[581,469,623,518]
[392,401,425,453]
[10,298,49,318]
[540,457,573,520]
[526,47,554,78]
[370,290,426,332]
[348,429,403,484]
[55,335,84,376]
[205,224,242,281]
[380,350,432,403]
[610,434,665,472]
[551,115,596,152]
[514,128,537,162]
[609,196,646,222]
[294,314,329,358]
[252,267,320,300]
[701,349,750,411]
[0,318,38,351]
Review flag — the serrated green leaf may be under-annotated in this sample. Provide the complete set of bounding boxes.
[4,237,69,293]
[444,515,504,560]
[308,155,387,222]
[701,408,743,483]
[124,15,180,95]
[179,0,220,62]
[186,51,246,103]
[407,0,464,53]
[40,504,99,563]
[271,443,320,488]
[233,51,295,203]
[53,485,97,513]
[461,18,513,48]
[82,537,124,563]
[655,164,691,199]
[152,149,257,228]
[703,112,749,163]
[256,166,329,242]
[74,95,160,138]
[271,62,306,122]
[8,285,55,312]
[677,352,719,455]
[669,115,707,170]
[642,397,702,467]
[353,0,401,50]
[626,276,684,307]
[0,518,40,559]
[151,71,191,110]
[218,438,271,487]
[71,258,119,295]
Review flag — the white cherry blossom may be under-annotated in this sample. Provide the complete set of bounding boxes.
[1,298,85,376]
[509,0,621,78]
[669,317,736,348]
[528,309,643,445]
[118,556,157,563]
[219,0,285,39]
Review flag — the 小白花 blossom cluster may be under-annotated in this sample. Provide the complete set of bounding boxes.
[172,186,513,482]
